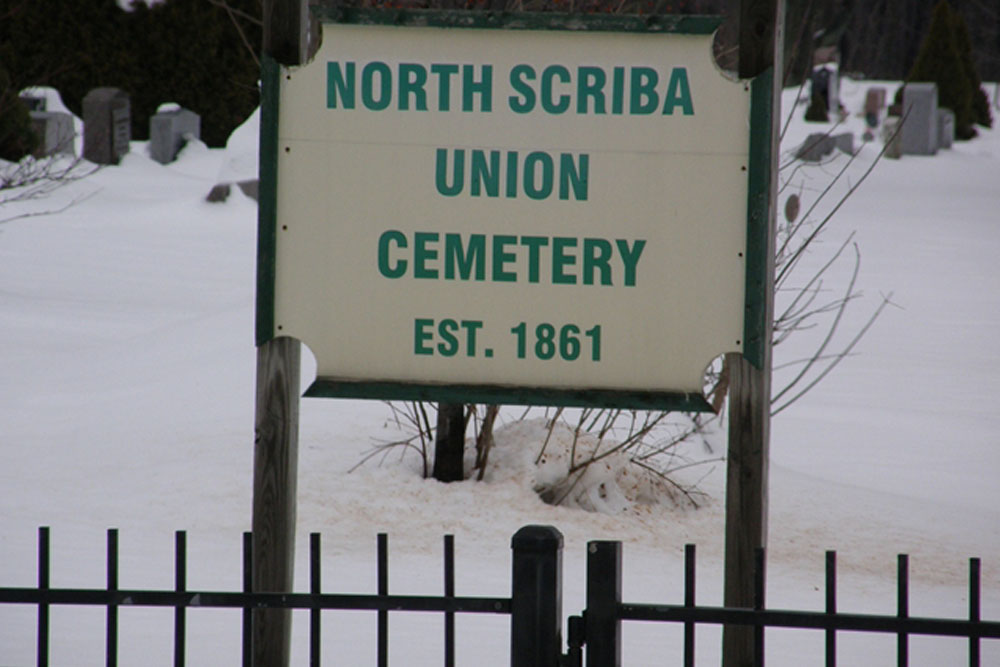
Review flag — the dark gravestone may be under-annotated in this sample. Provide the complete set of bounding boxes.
[863,87,886,128]
[150,107,200,164]
[83,88,131,165]
[810,68,831,112]
[29,111,75,157]
[901,83,938,156]
[937,109,955,149]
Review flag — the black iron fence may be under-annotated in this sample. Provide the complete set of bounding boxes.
[1,525,997,666]
[578,541,1000,667]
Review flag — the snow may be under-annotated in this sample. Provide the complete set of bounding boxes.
[1,79,998,665]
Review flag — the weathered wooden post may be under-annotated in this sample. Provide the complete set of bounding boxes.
[254,0,308,664]
[722,0,783,665]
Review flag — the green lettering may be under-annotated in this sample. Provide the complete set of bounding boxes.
[629,67,658,115]
[493,235,518,282]
[523,152,553,200]
[398,63,427,111]
[361,61,391,110]
[327,62,355,109]
[508,65,536,113]
[462,64,492,112]
[471,150,500,197]
[413,232,439,279]
[435,148,464,196]
[430,63,458,111]
[552,237,577,284]
[663,67,694,115]
[612,67,625,115]
[444,234,486,280]
[437,319,459,356]
[617,239,646,286]
[559,153,588,201]
[541,65,571,114]
[461,320,482,357]
[505,150,518,197]
[520,236,549,283]
[577,66,606,114]
[414,318,433,355]
[583,238,613,285]
[378,230,407,278]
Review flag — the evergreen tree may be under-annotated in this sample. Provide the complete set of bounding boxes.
[0,50,38,162]
[951,9,993,129]
[905,0,975,140]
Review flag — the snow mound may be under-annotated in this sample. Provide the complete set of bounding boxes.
[484,418,696,515]
[216,107,259,184]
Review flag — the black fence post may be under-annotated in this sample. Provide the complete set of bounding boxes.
[37,526,50,667]
[585,540,622,667]
[510,525,564,667]
[970,557,981,667]
[106,529,118,667]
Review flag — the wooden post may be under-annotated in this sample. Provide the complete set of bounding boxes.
[433,403,466,482]
[254,1,308,665]
[253,337,300,666]
[722,0,783,665]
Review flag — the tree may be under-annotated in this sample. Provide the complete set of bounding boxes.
[952,8,993,128]
[0,0,261,148]
[905,0,975,140]
[0,53,38,161]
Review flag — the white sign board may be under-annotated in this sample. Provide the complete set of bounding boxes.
[260,14,756,406]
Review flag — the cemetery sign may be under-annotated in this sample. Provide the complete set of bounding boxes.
[257,9,773,409]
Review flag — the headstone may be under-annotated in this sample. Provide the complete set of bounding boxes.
[937,108,955,149]
[882,117,902,159]
[810,68,831,112]
[29,111,75,157]
[149,107,200,165]
[831,132,854,155]
[900,83,938,156]
[796,132,836,162]
[863,87,886,128]
[83,88,131,165]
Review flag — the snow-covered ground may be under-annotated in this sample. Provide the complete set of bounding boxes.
[1,79,998,665]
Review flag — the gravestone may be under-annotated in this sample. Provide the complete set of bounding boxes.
[863,87,886,128]
[29,111,75,157]
[149,107,200,165]
[937,108,955,149]
[810,68,831,112]
[83,88,131,165]
[796,132,835,162]
[882,118,902,159]
[900,83,938,156]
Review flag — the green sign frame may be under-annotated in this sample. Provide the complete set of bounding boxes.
[256,8,774,412]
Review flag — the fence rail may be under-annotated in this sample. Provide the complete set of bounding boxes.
[1,525,998,666]
[576,541,1000,667]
